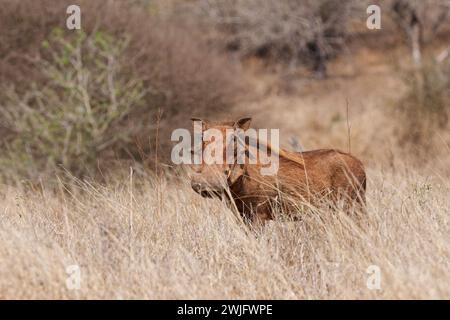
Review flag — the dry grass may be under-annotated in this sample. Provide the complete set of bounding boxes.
[0,164,448,299]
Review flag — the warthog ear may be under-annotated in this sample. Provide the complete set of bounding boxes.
[191,117,206,130]
[228,163,245,185]
[234,117,252,130]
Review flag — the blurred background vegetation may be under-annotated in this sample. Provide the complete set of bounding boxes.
[0,0,449,182]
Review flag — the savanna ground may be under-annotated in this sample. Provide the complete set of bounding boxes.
[1,166,449,299]
[0,0,449,299]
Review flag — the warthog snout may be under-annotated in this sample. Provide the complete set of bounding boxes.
[191,180,224,198]
[191,182,203,193]
[190,162,231,198]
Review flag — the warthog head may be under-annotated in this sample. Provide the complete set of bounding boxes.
[189,117,251,197]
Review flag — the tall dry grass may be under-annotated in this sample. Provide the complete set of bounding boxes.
[0,164,448,299]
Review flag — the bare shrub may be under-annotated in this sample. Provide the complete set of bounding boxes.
[388,0,450,65]
[397,60,450,151]
[0,0,243,179]
[0,30,146,180]
[193,0,363,77]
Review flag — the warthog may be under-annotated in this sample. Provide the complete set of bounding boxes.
[189,117,366,225]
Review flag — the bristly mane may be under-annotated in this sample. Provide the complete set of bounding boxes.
[238,135,305,168]
[265,141,305,168]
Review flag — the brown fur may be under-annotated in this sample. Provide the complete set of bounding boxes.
[190,118,366,225]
